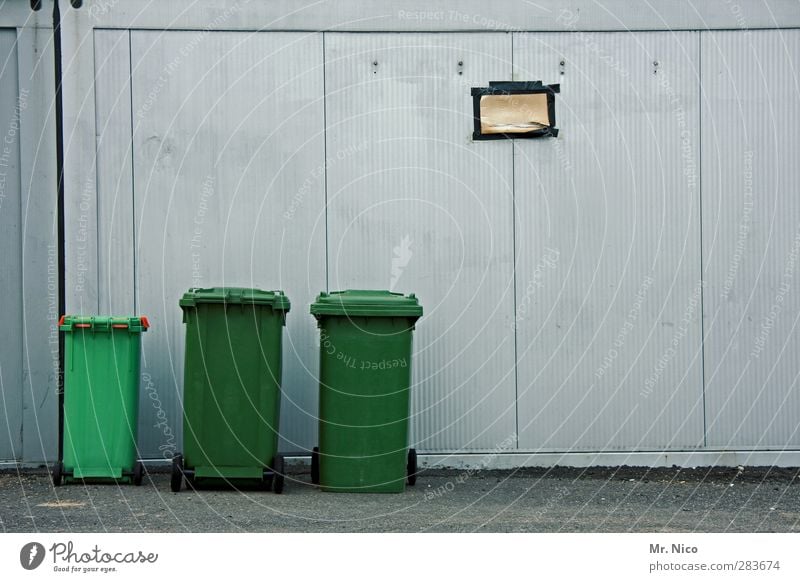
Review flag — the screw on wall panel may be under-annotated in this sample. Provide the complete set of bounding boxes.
[653,60,659,74]
[559,59,566,76]
[372,60,378,74]
[458,60,464,75]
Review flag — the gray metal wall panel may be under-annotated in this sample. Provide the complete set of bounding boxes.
[18,26,58,463]
[62,7,99,316]
[130,31,326,458]
[0,29,22,460]
[81,0,800,33]
[324,33,517,451]
[513,32,705,451]
[701,30,800,449]
[0,1,52,28]
[95,30,135,315]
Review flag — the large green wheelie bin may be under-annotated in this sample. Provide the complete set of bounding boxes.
[52,315,150,486]
[172,287,290,493]
[310,290,422,493]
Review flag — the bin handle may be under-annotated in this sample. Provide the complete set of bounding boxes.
[59,316,150,330]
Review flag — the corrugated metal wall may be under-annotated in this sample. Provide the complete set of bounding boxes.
[513,32,705,451]
[127,30,326,457]
[701,29,800,449]
[4,25,799,462]
[0,28,22,461]
[0,24,58,464]
[324,33,517,451]
[86,28,800,458]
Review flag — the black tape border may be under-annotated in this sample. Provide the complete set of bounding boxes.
[471,81,560,140]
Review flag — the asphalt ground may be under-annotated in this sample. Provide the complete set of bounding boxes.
[1,466,798,533]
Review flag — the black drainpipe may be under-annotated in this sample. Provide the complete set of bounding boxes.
[52,0,66,465]
[32,0,78,467]
[47,0,83,466]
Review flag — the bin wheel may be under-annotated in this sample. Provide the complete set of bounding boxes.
[170,453,184,493]
[272,455,285,494]
[407,448,418,486]
[311,447,320,485]
[261,467,274,491]
[51,462,63,487]
[133,461,144,486]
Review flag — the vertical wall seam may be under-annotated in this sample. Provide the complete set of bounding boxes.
[13,28,24,460]
[511,31,520,448]
[698,31,708,447]
[91,29,100,314]
[127,30,137,314]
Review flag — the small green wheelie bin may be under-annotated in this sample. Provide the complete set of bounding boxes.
[172,287,290,493]
[52,315,150,486]
[310,290,422,493]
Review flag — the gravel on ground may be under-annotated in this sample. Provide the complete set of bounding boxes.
[1,466,797,533]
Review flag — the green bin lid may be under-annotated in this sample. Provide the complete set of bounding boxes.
[59,315,150,333]
[179,287,290,311]
[310,290,422,319]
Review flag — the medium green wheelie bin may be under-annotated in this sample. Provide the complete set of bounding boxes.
[310,290,422,493]
[52,315,150,486]
[172,287,290,493]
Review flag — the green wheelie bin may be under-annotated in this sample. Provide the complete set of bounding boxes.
[172,287,290,493]
[52,315,150,486]
[310,290,422,493]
